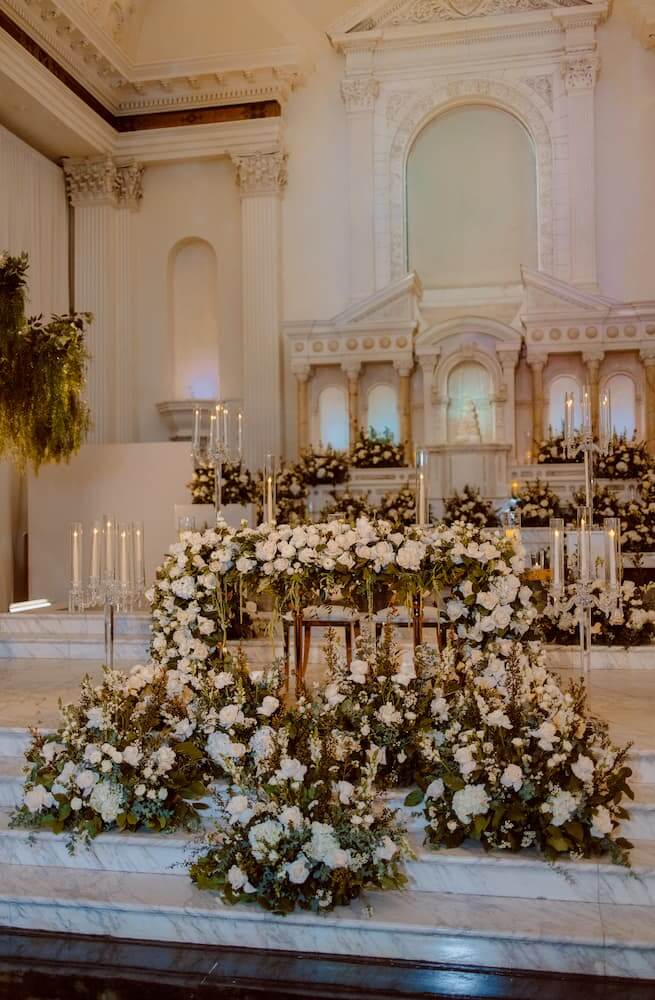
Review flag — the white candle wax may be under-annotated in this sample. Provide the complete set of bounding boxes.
[553,530,562,588]
[608,529,617,587]
[192,408,201,450]
[119,529,130,586]
[72,528,82,587]
[104,518,115,578]
[418,472,426,524]
[223,406,228,446]
[266,476,274,521]
[90,526,100,579]
[580,519,589,580]
[237,413,243,459]
[208,415,217,452]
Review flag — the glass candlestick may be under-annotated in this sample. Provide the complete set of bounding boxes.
[414,449,429,527]
[133,521,146,609]
[599,390,612,456]
[117,523,134,611]
[549,517,565,598]
[577,505,592,584]
[500,508,521,546]
[68,522,84,612]
[88,519,104,608]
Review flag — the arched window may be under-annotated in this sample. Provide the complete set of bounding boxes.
[548,375,582,436]
[367,384,399,441]
[318,386,349,451]
[603,374,637,438]
[407,106,537,288]
[447,361,492,443]
[170,239,218,400]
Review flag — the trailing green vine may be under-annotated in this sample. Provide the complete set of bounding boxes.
[0,251,92,470]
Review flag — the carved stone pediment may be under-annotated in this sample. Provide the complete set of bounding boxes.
[331,0,590,31]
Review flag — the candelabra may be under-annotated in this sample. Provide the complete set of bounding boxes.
[549,387,623,672]
[192,403,243,523]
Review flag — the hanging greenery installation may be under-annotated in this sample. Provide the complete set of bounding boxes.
[0,251,92,470]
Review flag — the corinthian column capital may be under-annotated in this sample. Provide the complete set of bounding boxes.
[232,151,288,196]
[561,55,600,94]
[63,156,144,208]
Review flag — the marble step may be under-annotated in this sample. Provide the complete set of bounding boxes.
[0,809,653,907]
[0,612,151,637]
[0,635,150,660]
[0,863,652,979]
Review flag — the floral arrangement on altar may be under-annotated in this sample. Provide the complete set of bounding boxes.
[350,428,405,469]
[322,490,376,523]
[188,460,258,507]
[298,446,349,487]
[513,480,563,526]
[443,485,497,529]
[536,431,583,465]
[570,484,621,523]
[415,640,633,864]
[378,485,416,527]
[314,628,437,788]
[538,581,655,647]
[271,466,309,523]
[596,433,649,480]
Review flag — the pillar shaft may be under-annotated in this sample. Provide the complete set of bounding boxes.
[529,359,546,458]
[643,356,655,456]
[296,370,310,454]
[395,363,413,464]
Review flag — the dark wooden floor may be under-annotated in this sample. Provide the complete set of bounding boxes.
[0,929,653,1000]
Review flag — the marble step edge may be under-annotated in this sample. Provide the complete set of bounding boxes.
[0,864,653,979]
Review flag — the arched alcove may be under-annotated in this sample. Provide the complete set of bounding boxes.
[447,361,492,443]
[603,373,637,437]
[367,384,399,440]
[407,106,538,289]
[318,386,348,450]
[548,375,582,435]
[169,238,219,400]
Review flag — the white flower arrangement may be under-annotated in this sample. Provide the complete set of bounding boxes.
[514,480,563,527]
[536,431,583,465]
[378,485,416,527]
[313,628,438,788]
[298,446,349,487]
[414,640,633,865]
[596,433,649,480]
[189,724,410,915]
[350,428,405,469]
[539,580,655,647]
[444,485,497,529]
[322,490,376,523]
[188,460,257,506]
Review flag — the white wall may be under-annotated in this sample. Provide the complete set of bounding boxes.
[0,126,68,610]
[28,443,192,606]
[133,159,242,441]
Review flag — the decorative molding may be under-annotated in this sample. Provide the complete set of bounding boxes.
[385,0,588,24]
[522,73,553,109]
[0,1,303,115]
[387,78,554,282]
[341,76,380,112]
[561,54,599,93]
[233,151,288,197]
[63,155,143,207]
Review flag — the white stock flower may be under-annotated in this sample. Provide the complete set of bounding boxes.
[85,707,105,730]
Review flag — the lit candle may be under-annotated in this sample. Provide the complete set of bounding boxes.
[70,524,82,588]
[415,449,429,526]
[264,454,276,523]
[133,521,145,591]
[511,480,519,498]
[550,518,564,592]
[237,412,243,460]
[581,387,592,436]
[90,521,102,580]
[103,515,115,580]
[192,408,201,450]
[119,525,130,587]
[604,517,620,591]
[208,414,217,453]
[267,476,274,521]
[222,405,229,446]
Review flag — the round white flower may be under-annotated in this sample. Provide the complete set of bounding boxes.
[500,764,523,792]
[590,805,613,838]
[452,784,490,825]
[257,696,280,718]
[425,778,445,800]
[286,855,311,884]
[24,785,55,814]
[571,754,595,784]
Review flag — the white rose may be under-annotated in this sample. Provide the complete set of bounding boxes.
[23,785,55,813]
[374,835,398,862]
[500,764,523,792]
[286,855,311,884]
[336,780,355,805]
[257,696,280,718]
[590,805,613,838]
[219,704,245,728]
[425,778,444,800]
[571,754,595,784]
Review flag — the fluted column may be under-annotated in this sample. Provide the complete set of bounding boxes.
[233,152,287,468]
[560,52,600,287]
[341,76,379,301]
[63,156,143,443]
[498,350,519,458]
[342,362,361,448]
[641,350,655,456]
[528,357,546,457]
[295,367,311,454]
[583,351,604,438]
[394,361,413,464]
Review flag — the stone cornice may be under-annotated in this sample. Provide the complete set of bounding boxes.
[0,0,304,115]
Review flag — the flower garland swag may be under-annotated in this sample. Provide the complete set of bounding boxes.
[443,485,497,529]
[188,460,258,507]
[0,252,93,469]
[12,652,284,842]
[350,428,405,469]
[414,640,633,865]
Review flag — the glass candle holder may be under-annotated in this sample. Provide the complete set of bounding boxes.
[549,517,565,596]
[263,455,277,524]
[177,515,195,539]
[415,449,429,526]
[564,391,575,457]
[500,508,521,545]
[603,516,621,593]
[577,505,593,583]
[133,521,146,606]
[102,514,117,586]
[88,519,104,607]
[581,386,592,438]
[599,390,612,456]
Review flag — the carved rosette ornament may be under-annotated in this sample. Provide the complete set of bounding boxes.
[561,55,600,93]
[233,152,288,196]
[63,156,144,208]
[341,77,380,114]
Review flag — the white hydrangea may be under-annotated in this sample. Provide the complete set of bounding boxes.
[452,783,490,825]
